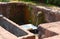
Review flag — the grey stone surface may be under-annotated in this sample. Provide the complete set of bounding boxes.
[0,17,28,37]
[0,16,35,39]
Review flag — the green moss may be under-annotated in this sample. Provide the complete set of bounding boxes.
[36,12,46,25]
[1,0,9,2]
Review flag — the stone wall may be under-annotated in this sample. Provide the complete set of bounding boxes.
[0,2,60,24]
[0,2,31,25]
[0,3,8,17]
[30,5,60,23]
[29,5,46,25]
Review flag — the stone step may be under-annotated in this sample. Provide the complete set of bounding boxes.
[38,21,60,39]
[0,26,17,39]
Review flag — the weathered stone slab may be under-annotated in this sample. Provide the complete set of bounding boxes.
[0,26,17,39]
[0,17,35,39]
[38,21,60,39]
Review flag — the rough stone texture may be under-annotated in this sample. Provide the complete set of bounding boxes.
[0,2,60,24]
[1,2,60,39]
[38,21,60,39]
[1,2,60,25]
[0,2,30,25]
[0,17,35,39]
[30,5,60,23]
[0,3,8,17]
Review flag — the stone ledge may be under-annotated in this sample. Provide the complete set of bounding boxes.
[0,17,35,39]
[38,21,60,39]
[0,26,17,39]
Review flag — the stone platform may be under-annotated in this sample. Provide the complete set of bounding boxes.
[38,21,60,39]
